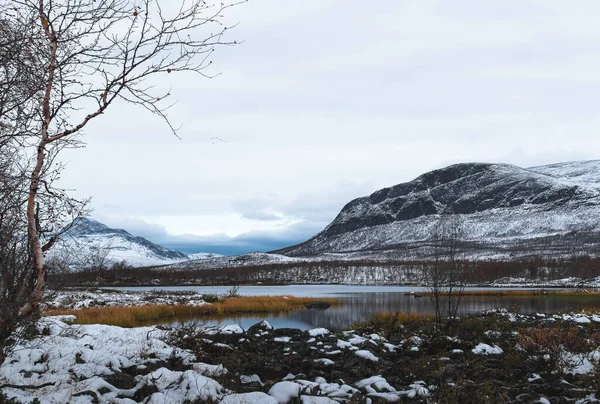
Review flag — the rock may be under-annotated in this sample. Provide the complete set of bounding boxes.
[304,301,332,310]
[247,320,273,336]
[72,390,100,402]
[272,328,305,339]
[210,331,246,345]
[104,371,136,389]
[75,352,85,364]
[133,383,159,402]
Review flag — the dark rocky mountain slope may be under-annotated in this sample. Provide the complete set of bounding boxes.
[276,161,600,258]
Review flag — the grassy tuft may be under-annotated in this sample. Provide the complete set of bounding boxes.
[354,312,434,339]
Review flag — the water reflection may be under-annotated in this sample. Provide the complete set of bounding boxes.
[173,315,315,331]
[286,293,600,331]
[107,285,600,331]
[175,293,600,331]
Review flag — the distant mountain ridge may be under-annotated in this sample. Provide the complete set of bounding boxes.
[276,160,600,257]
[51,218,219,268]
[66,218,186,261]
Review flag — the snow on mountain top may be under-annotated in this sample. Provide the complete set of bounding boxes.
[50,218,223,269]
[528,160,600,186]
[67,217,132,237]
[188,252,224,260]
[168,251,305,270]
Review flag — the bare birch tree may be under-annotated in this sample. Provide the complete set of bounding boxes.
[0,0,242,361]
[422,214,469,332]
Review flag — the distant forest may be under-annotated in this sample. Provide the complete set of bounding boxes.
[51,255,600,287]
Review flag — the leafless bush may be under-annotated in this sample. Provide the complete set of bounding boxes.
[0,0,242,364]
[422,214,471,332]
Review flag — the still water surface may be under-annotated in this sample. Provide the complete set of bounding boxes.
[109,285,600,331]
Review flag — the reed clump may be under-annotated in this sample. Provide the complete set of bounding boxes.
[45,296,339,328]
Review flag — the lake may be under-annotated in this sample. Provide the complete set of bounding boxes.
[108,285,600,330]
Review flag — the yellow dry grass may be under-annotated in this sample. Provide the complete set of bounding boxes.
[45,296,339,328]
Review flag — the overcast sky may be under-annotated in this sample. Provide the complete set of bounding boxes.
[57,0,600,255]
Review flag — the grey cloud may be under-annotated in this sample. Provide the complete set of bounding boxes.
[162,222,324,256]
[230,181,374,227]
[240,211,282,222]
[95,215,170,241]
[232,195,284,222]
[90,214,322,256]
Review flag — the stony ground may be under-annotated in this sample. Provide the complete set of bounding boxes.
[170,310,600,403]
[2,309,600,403]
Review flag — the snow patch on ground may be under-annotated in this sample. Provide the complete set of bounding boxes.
[472,343,504,355]
[0,317,226,404]
[308,328,330,337]
[355,350,379,362]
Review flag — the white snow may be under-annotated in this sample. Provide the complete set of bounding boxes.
[355,376,395,391]
[348,335,368,345]
[314,358,335,366]
[308,328,330,337]
[355,350,379,362]
[0,317,227,404]
[399,382,430,399]
[563,350,600,375]
[574,315,592,324]
[301,397,339,404]
[216,324,244,335]
[240,374,263,385]
[472,343,504,355]
[268,381,301,404]
[368,392,401,402]
[193,362,228,377]
[221,392,278,404]
[143,368,225,404]
[49,218,191,268]
[258,320,274,330]
[44,290,208,310]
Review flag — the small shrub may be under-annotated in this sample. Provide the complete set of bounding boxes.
[224,285,241,298]
[354,312,433,339]
[200,294,222,304]
[516,326,592,373]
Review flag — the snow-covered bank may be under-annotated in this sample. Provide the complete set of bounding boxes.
[488,276,600,288]
[0,316,220,403]
[0,318,428,403]
[43,289,209,310]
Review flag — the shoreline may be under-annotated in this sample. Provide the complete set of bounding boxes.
[51,277,600,289]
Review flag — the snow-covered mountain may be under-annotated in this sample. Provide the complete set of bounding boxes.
[187,252,224,260]
[49,218,192,268]
[165,252,305,271]
[276,160,600,258]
